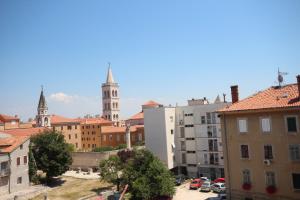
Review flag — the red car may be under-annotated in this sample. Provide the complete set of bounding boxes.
[189,178,202,189]
[213,178,225,183]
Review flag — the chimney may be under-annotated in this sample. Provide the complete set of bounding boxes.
[297,75,300,98]
[231,85,239,103]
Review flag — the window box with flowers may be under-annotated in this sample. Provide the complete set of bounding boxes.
[266,185,277,194]
[242,183,252,191]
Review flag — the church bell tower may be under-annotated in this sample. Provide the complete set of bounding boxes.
[36,86,51,127]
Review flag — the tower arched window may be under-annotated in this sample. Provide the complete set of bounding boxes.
[108,115,110,120]
[113,114,116,120]
[116,114,119,120]
[107,91,110,98]
[116,103,118,109]
[45,117,48,125]
[112,90,115,97]
[115,90,118,97]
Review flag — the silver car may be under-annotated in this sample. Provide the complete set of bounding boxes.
[211,183,226,193]
[200,181,211,192]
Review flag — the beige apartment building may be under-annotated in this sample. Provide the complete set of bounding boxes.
[218,75,300,200]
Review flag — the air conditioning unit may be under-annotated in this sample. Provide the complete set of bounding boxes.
[263,159,271,166]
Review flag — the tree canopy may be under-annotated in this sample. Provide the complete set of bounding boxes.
[30,130,72,182]
[99,149,175,200]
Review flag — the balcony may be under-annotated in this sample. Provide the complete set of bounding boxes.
[0,168,10,177]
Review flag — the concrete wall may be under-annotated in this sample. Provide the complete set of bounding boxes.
[70,151,118,169]
[144,107,176,169]
[0,154,9,194]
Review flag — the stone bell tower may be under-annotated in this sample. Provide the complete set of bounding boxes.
[36,86,51,127]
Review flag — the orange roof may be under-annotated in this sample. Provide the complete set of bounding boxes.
[78,117,113,125]
[101,125,143,134]
[51,115,80,124]
[128,112,144,120]
[0,134,29,153]
[0,114,19,122]
[219,84,300,113]
[142,100,160,106]
[2,127,48,137]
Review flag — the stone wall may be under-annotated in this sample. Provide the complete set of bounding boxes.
[70,151,118,170]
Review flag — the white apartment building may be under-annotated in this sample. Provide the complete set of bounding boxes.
[144,107,176,169]
[175,99,230,179]
[144,97,230,179]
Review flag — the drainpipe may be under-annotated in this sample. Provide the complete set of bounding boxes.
[8,152,11,194]
[222,114,231,199]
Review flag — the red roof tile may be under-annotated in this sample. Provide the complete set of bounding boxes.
[0,134,29,153]
[0,114,20,122]
[101,125,143,134]
[2,127,48,137]
[128,112,144,120]
[51,115,80,124]
[219,84,300,113]
[142,100,161,106]
[78,117,113,125]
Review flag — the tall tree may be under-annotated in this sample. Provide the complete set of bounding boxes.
[30,130,72,182]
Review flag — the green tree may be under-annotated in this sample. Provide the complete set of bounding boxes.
[28,144,38,183]
[30,130,72,182]
[99,155,123,191]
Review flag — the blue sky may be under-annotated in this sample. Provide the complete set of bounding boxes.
[0,0,299,121]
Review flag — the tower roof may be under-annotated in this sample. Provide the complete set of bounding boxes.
[38,88,47,109]
[106,66,115,84]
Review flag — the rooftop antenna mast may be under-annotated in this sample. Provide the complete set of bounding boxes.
[277,68,288,87]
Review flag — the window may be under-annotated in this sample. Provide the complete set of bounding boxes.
[289,144,300,161]
[17,157,20,166]
[238,119,248,133]
[1,161,8,170]
[264,145,273,159]
[68,135,71,140]
[185,124,194,127]
[242,169,251,184]
[266,171,276,186]
[209,139,218,151]
[138,133,142,141]
[88,144,90,148]
[186,138,195,140]
[292,173,300,190]
[187,151,196,153]
[206,113,212,124]
[117,135,120,142]
[170,116,174,122]
[204,154,208,164]
[209,153,219,165]
[83,144,85,148]
[17,177,22,184]
[103,135,106,141]
[170,129,174,134]
[286,116,298,133]
[261,117,271,133]
[75,143,78,148]
[201,116,206,124]
[20,144,23,150]
[67,126,72,130]
[182,153,186,164]
[109,135,113,141]
[75,134,77,139]
[24,156,27,164]
[181,141,186,151]
[180,127,185,138]
[75,125,77,129]
[240,145,249,159]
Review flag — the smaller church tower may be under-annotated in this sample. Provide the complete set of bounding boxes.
[36,87,51,127]
[102,65,120,122]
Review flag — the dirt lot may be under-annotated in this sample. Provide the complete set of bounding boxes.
[29,176,112,200]
[173,182,218,200]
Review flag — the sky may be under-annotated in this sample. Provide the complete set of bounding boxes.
[0,0,299,121]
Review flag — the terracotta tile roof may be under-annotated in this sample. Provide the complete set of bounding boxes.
[142,100,161,106]
[2,127,48,137]
[101,125,143,134]
[51,115,80,124]
[0,114,20,122]
[128,112,144,120]
[0,134,29,153]
[78,117,113,125]
[219,84,300,113]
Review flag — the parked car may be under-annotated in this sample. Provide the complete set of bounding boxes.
[189,178,202,189]
[207,194,227,200]
[200,177,210,182]
[200,181,211,192]
[174,175,185,186]
[213,178,225,183]
[211,183,226,193]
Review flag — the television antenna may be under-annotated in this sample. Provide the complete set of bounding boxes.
[277,68,288,87]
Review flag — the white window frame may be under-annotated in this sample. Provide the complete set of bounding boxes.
[263,144,274,160]
[285,115,299,134]
[265,171,276,186]
[242,169,251,184]
[260,117,271,133]
[289,144,300,161]
[237,118,248,133]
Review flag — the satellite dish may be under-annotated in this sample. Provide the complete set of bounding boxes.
[277,68,288,87]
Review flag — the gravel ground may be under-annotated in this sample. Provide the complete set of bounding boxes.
[173,182,218,200]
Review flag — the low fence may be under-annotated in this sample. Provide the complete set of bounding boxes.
[70,151,118,170]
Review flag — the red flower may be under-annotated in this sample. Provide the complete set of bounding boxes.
[266,185,277,194]
[242,183,251,190]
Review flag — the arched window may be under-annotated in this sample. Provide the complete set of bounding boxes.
[44,117,48,125]
[113,114,116,120]
[112,90,115,97]
[116,103,118,109]
[108,115,110,120]
[107,91,110,98]
[116,114,119,119]
[115,90,118,97]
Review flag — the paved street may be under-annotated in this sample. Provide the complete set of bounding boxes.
[173,182,218,200]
